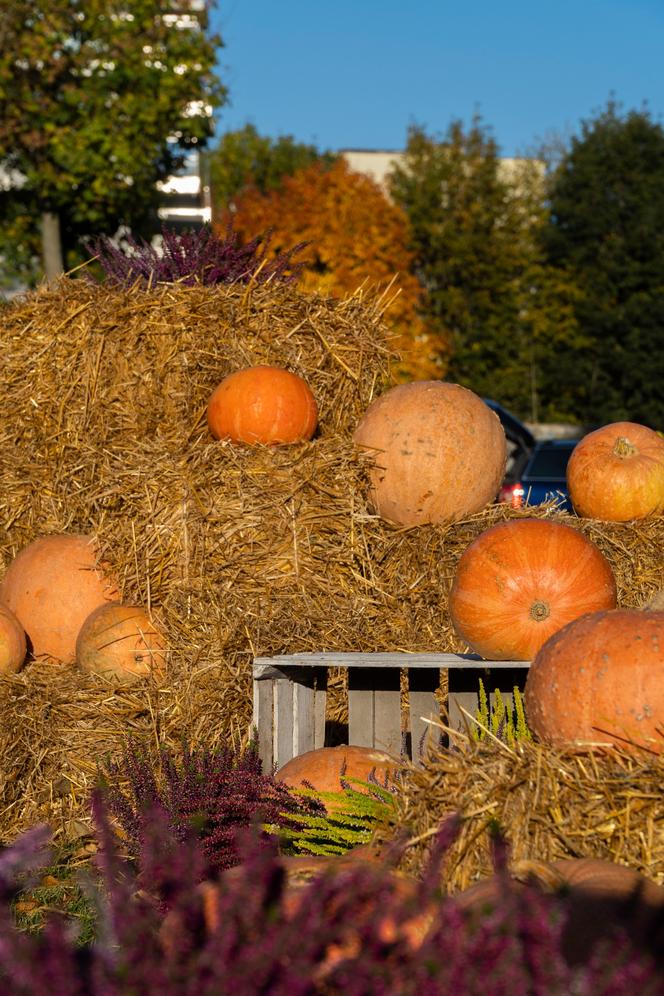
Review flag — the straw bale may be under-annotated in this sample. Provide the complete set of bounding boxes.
[386,736,664,892]
[0,277,663,844]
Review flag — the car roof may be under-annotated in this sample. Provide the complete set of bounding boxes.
[482,398,536,449]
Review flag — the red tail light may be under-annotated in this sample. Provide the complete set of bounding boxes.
[498,482,525,508]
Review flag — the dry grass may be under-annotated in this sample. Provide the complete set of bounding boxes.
[386,730,664,891]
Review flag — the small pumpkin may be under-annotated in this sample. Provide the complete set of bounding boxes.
[76,603,167,683]
[524,608,664,752]
[449,519,617,660]
[353,381,506,527]
[275,745,400,796]
[0,602,27,674]
[207,365,318,444]
[567,421,664,521]
[0,534,119,663]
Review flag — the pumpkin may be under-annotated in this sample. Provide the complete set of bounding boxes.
[353,381,506,527]
[0,603,27,674]
[524,608,664,752]
[567,421,664,521]
[162,856,432,968]
[454,858,664,967]
[449,519,617,660]
[275,745,400,796]
[76,603,167,683]
[207,365,318,444]
[0,534,119,662]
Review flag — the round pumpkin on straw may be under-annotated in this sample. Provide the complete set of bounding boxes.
[353,381,506,527]
[449,518,617,660]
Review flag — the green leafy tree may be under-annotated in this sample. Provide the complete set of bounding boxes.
[0,0,225,281]
[389,119,582,421]
[206,123,337,214]
[543,100,664,427]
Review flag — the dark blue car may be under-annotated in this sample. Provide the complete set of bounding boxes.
[498,438,579,511]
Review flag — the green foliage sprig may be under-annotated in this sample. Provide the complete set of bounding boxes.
[270,778,397,857]
[472,679,533,746]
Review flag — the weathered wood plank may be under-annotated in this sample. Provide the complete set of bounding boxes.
[408,667,440,763]
[274,678,294,770]
[253,652,529,678]
[253,677,274,773]
[348,668,376,748]
[372,669,402,756]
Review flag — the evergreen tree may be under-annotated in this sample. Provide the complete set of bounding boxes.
[543,100,664,427]
[389,119,581,421]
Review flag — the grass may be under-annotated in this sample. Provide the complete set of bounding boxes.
[11,839,99,945]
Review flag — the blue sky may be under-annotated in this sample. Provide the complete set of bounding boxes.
[209,0,664,157]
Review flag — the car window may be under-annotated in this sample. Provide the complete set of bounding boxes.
[526,445,576,478]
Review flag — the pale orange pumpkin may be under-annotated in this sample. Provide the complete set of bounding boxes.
[524,608,664,752]
[0,534,119,662]
[454,857,664,967]
[275,745,400,795]
[0,602,27,674]
[449,519,617,660]
[207,365,318,444]
[76,602,167,683]
[353,381,506,527]
[567,421,664,521]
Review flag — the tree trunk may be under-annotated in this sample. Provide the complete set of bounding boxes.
[40,211,64,281]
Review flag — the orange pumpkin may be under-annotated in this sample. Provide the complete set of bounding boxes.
[524,608,664,752]
[567,421,664,521]
[207,365,318,444]
[449,519,617,660]
[454,858,664,967]
[0,534,119,662]
[353,381,506,527]
[275,745,400,795]
[0,603,27,674]
[76,603,167,683]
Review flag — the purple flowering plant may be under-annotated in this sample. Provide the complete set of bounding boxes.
[85,224,307,288]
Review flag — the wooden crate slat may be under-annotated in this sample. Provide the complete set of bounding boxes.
[408,667,441,764]
[254,652,528,674]
[253,676,274,773]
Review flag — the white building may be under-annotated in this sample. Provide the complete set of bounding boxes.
[340,148,545,193]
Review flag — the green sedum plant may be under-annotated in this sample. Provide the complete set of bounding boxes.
[472,679,533,746]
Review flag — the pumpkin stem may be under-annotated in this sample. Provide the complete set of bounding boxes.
[613,436,637,458]
[530,600,550,623]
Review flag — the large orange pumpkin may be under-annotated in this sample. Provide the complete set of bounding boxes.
[524,608,664,752]
[353,381,506,527]
[207,365,318,444]
[449,519,617,660]
[275,745,400,795]
[0,534,119,662]
[0,603,27,674]
[567,421,664,521]
[76,603,167,683]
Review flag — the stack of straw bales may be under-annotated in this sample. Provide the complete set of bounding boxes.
[0,276,663,850]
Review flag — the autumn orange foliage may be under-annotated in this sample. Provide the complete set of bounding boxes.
[215,160,448,381]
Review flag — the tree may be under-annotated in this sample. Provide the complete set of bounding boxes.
[0,0,225,280]
[543,100,664,427]
[217,158,446,381]
[206,123,337,214]
[389,119,582,420]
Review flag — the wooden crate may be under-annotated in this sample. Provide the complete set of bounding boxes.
[252,652,529,771]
